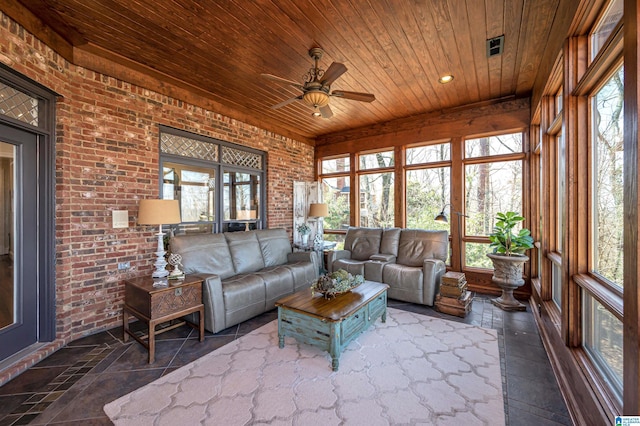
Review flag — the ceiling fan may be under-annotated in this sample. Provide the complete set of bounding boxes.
[261,47,375,118]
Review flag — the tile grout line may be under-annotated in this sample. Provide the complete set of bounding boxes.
[1,345,116,425]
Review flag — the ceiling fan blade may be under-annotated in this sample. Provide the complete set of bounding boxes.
[319,104,333,119]
[320,62,347,85]
[261,74,304,90]
[271,96,301,110]
[331,90,376,102]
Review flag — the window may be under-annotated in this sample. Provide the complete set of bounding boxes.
[590,0,623,62]
[464,132,525,269]
[583,294,623,401]
[547,86,565,309]
[163,162,215,223]
[358,150,394,228]
[159,126,265,234]
[320,155,350,240]
[359,172,394,227]
[405,142,450,231]
[591,65,624,287]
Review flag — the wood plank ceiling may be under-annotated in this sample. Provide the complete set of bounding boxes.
[5,0,562,144]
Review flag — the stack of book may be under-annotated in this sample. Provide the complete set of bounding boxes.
[435,271,472,318]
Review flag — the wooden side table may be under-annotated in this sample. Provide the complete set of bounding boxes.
[123,275,204,363]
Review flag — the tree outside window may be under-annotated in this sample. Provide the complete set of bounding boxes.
[464,133,524,268]
[405,143,451,231]
[358,151,394,228]
[592,65,624,287]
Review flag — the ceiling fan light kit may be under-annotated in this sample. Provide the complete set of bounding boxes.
[302,88,330,108]
[261,47,375,118]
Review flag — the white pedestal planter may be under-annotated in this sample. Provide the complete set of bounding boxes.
[487,253,529,311]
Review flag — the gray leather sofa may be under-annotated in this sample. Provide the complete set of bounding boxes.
[170,228,318,333]
[327,227,448,306]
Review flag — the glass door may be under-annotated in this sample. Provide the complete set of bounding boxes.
[0,125,39,361]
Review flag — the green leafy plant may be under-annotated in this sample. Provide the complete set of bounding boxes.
[489,211,534,256]
[297,223,311,235]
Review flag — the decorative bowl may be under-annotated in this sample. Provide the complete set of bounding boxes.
[311,269,364,299]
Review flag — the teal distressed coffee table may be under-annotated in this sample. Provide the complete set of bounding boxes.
[275,280,388,371]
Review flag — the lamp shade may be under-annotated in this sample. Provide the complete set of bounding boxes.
[138,199,181,225]
[434,211,448,223]
[308,203,329,218]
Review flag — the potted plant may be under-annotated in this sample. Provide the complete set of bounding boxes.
[297,223,311,245]
[487,211,534,311]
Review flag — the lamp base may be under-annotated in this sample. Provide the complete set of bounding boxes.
[152,269,169,278]
[151,230,169,278]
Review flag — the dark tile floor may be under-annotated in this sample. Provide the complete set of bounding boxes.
[0,294,572,425]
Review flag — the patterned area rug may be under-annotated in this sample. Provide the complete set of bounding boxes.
[104,308,504,425]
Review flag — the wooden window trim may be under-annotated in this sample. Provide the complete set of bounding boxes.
[574,273,623,321]
[404,160,451,171]
[462,152,526,165]
[574,22,623,96]
[547,110,563,135]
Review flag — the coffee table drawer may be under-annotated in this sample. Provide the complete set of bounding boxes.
[341,305,367,343]
[369,292,387,320]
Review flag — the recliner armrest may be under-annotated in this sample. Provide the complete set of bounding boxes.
[326,250,351,273]
[422,259,447,306]
[370,253,396,263]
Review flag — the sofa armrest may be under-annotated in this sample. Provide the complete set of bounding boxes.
[422,259,447,306]
[288,251,313,263]
[363,260,384,282]
[287,251,319,274]
[326,250,351,273]
[200,274,226,333]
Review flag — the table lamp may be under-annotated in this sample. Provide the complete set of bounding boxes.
[308,203,328,245]
[138,199,181,278]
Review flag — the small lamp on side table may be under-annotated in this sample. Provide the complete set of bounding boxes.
[138,199,181,279]
[308,203,329,248]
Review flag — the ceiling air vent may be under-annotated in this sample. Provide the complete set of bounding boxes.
[487,35,504,57]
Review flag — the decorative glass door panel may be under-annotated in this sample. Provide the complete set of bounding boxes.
[223,170,261,232]
[163,161,215,234]
[0,142,14,330]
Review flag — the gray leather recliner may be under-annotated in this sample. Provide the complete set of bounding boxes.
[327,227,448,306]
[382,229,448,306]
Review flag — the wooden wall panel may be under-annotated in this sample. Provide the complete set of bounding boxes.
[316,97,530,158]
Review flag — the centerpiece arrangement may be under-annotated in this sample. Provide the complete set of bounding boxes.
[311,269,364,299]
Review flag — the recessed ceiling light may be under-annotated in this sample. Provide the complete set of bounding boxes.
[438,74,454,84]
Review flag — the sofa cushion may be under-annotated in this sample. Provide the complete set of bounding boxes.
[255,265,294,308]
[225,231,266,274]
[383,263,424,304]
[396,229,448,267]
[380,227,401,256]
[283,260,318,292]
[221,274,266,328]
[170,233,236,279]
[256,228,292,267]
[344,227,383,261]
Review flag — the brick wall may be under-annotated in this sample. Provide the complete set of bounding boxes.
[0,11,314,375]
